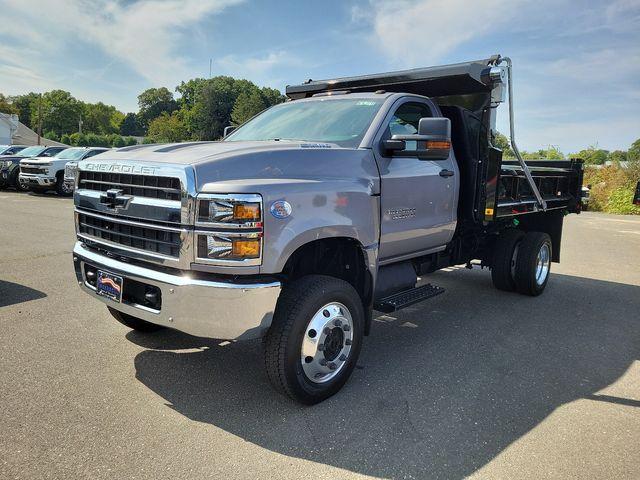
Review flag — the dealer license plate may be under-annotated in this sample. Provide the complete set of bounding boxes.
[96,270,123,302]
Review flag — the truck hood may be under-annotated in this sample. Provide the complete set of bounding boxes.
[90,140,339,165]
[19,156,53,165]
[78,140,380,194]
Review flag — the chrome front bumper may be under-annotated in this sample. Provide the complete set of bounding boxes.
[19,173,55,186]
[73,242,281,340]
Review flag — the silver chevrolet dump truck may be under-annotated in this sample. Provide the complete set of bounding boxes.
[72,56,583,404]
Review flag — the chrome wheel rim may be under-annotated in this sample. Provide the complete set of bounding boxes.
[300,302,353,384]
[535,243,551,286]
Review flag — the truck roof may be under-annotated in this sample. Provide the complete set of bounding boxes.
[286,56,499,100]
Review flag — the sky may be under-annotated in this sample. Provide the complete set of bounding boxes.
[1,0,639,153]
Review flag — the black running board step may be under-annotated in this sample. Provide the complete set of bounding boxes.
[374,284,445,313]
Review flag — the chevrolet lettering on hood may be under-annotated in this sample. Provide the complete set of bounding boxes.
[83,163,158,175]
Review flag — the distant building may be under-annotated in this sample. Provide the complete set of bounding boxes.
[0,112,67,146]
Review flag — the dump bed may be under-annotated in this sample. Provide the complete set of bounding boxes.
[287,56,584,224]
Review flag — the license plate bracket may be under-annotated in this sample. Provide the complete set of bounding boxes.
[96,270,123,303]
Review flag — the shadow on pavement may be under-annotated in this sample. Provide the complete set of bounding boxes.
[0,280,47,307]
[128,270,640,479]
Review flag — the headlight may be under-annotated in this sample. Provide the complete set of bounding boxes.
[195,194,263,266]
[196,194,262,227]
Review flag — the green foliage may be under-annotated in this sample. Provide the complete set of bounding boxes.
[44,130,59,141]
[179,76,283,140]
[147,112,188,143]
[231,90,266,125]
[81,101,122,135]
[123,136,137,146]
[60,133,71,145]
[493,132,514,158]
[9,92,40,128]
[628,138,640,162]
[137,87,178,131]
[575,145,609,165]
[32,90,83,137]
[605,186,640,215]
[608,150,627,164]
[0,93,17,114]
[120,112,143,136]
[112,136,125,148]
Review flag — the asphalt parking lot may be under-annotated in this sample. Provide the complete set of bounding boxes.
[1,190,639,480]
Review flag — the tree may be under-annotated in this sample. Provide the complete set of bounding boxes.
[575,145,609,165]
[0,93,17,114]
[32,90,82,137]
[231,90,266,125]
[120,112,143,136]
[608,150,627,165]
[146,112,188,143]
[81,102,123,135]
[628,138,640,163]
[494,132,514,158]
[9,92,40,128]
[137,87,178,131]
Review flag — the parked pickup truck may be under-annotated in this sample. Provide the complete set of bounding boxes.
[20,146,108,195]
[71,56,583,404]
[0,145,67,192]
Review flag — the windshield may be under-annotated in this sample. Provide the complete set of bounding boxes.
[225,97,385,148]
[17,146,46,157]
[55,148,88,160]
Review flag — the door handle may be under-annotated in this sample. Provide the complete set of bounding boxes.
[439,169,454,177]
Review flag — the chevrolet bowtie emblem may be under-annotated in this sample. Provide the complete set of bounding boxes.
[99,188,132,210]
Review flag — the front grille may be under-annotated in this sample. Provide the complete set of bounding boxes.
[78,171,181,201]
[21,166,44,174]
[78,212,181,258]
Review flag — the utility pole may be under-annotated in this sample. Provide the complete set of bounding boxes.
[78,113,83,134]
[37,94,42,145]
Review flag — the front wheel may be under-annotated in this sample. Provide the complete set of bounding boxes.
[264,275,364,404]
[55,173,73,196]
[12,171,30,192]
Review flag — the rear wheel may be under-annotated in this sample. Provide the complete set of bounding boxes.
[107,306,165,332]
[514,232,552,296]
[491,229,525,291]
[264,275,364,404]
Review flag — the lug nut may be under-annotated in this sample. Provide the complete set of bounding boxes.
[328,362,337,371]
[334,319,342,327]
[343,324,351,332]
[319,359,327,366]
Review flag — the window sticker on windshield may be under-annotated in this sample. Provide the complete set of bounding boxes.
[356,101,377,106]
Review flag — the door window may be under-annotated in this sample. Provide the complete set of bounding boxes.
[384,102,433,153]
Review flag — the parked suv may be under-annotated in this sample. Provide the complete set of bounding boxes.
[0,145,67,191]
[0,145,27,156]
[20,147,107,195]
[62,148,110,193]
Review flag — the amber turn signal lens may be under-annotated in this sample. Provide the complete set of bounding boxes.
[232,239,260,258]
[233,203,261,221]
[426,140,451,150]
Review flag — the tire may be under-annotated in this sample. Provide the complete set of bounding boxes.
[264,275,364,405]
[107,306,165,333]
[55,172,72,196]
[491,229,525,291]
[12,171,30,192]
[513,232,552,296]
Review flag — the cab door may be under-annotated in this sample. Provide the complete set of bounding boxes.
[374,98,458,262]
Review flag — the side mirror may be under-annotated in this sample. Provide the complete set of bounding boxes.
[223,125,236,138]
[381,117,451,160]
